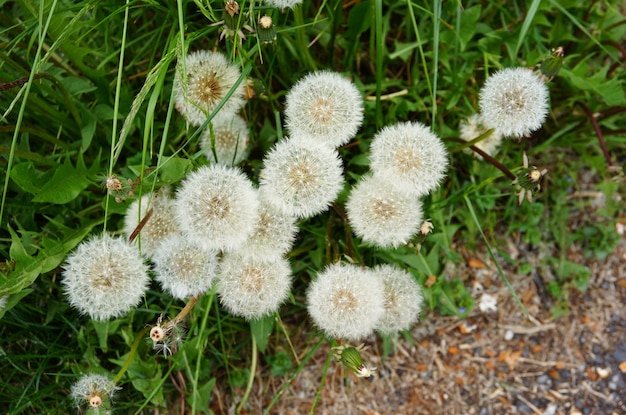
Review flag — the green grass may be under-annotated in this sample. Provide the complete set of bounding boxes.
[1,0,625,413]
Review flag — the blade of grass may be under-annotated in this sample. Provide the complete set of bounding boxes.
[514,0,541,57]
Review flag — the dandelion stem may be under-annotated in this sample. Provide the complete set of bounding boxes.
[309,339,335,415]
[113,326,149,384]
[236,332,257,414]
[169,294,201,327]
[578,102,613,167]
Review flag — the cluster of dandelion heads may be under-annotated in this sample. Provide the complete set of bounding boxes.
[371,264,424,335]
[259,135,344,218]
[174,50,245,126]
[479,67,549,139]
[175,164,259,251]
[459,114,503,159]
[123,192,178,258]
[346,175,423,248]
[285,71,364,148]
[200,114,250,166]
[152,234,219,300]
[70,374,120,412]
[369,121,448,196]
[217,253,292,320]
[306,262,385,342]
[236,201,298,260]
[62,233,150,321]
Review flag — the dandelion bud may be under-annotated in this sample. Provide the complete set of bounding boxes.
[257,15,277,43]
[332,344,376,378]
[479,67,550,139]
[540,46,564,80]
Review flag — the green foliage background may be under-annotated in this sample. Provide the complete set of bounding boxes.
[1,0,624,413]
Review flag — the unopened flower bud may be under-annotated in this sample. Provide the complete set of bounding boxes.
[332,344,376,378]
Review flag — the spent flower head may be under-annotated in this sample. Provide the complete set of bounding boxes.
[217,253,292,320]
[513,152,548,205]
[369,121,448,196]
[263,0,304,10]
[459,114,503,159]
[152,234,219,300]
[200,114,250,166]
[62,233,150,320]
[346,175,423,248]
[479,67,550,139]
[175,164,260,251]
[285,71,364,148]
[174,50,245,126]
[149,315,186,357]
[70,373,120,412]
[259,135,344,218]
[306,262,385,342]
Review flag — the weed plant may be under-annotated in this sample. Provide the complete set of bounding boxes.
[1,0,625,414]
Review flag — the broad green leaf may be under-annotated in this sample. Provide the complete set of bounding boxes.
[159,156,193,184]
[250,315,275,353]
[10,162,50,195]
[32,157,91,204]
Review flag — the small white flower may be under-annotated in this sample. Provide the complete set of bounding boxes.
[259,135,344,218]
[369,121,448,196]
[62,233,150,321]
[152,234,219,300]
[306,262,385,342]
[123,192,179,259]
[70,373,120,410]
[285,71,364,148]
[200,114,250,166]
[479,67,549,138]
[174,50,245,126]
[235,201,298,260]
[459,114,503,159]
[175,165,259,252]
[371,264,424,335]
[346,175,423,248]
[217,253,292,320]
[478,293,498,313]
[263,0,304,10]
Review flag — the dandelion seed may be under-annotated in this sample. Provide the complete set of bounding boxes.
[217,253,292,320]
[259,135,344,218]
[152,234,219,300]
[200,114,250,166]
[345,175,423,248]
[175,165,259,251]
[285,71,364,148]
[369,121,448,196]
[459,114,503,159]
[70,374,120,411]
[479,67,550,139]
[123,192,179,258]
[306,262,385,342]
[174,50,245,126]
[371,264,424,335]
[61,233,150,321]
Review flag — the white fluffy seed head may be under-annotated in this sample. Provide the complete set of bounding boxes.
[306,262,385,342]
[459,114,503,159]
[478,67,549,139]
[285,71,364,148]
[236,201,298,260]
[200,114,250,166]
[263,0,303,9]
[174,50,245,126]
[346,175,423,248]
[152,234,219,300]
[70,374,119,409]
[123,193,179,259]
[369,121,448,196]
[259,135,344,218]
[61,233,150,321]
[175,165,260,252]
[371,264,424,335]
[217,253,292,320]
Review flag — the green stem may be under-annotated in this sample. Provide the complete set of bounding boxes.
[309,339,335,415]
[236,331,258,414]
[113,326,149,384]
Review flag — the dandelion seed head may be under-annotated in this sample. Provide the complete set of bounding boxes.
[200,114,250,166]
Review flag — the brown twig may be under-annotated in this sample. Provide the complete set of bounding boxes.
[128,207,153,243]
[577,102,613,167]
